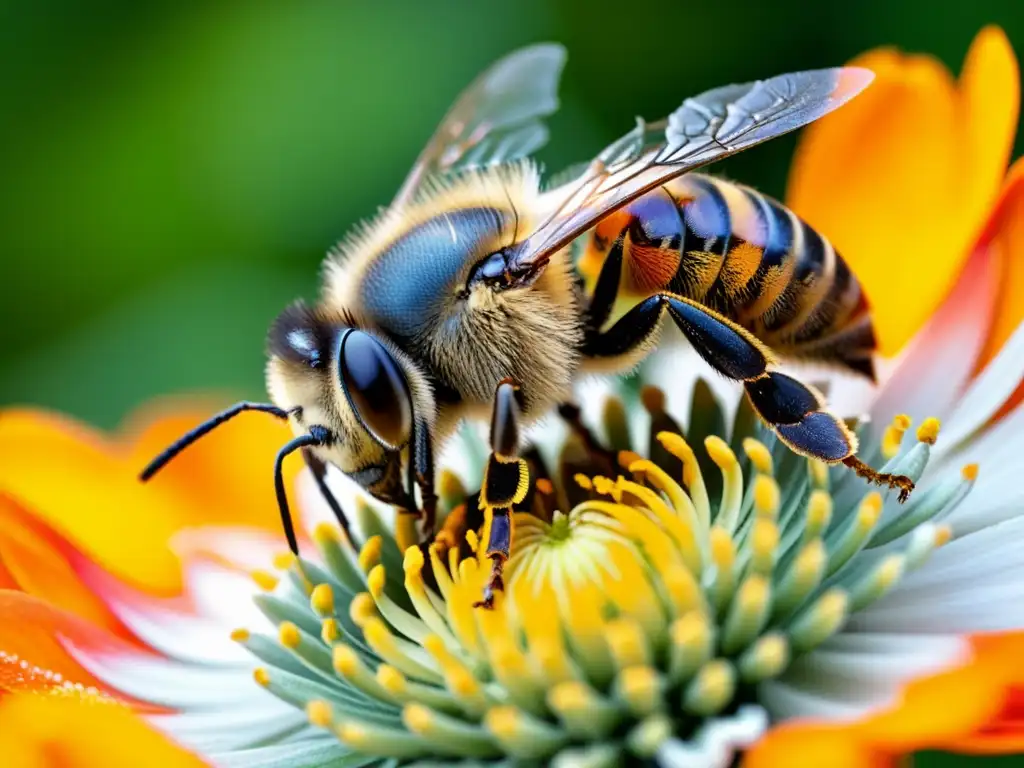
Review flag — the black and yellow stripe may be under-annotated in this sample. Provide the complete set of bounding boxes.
[578,173,877,380]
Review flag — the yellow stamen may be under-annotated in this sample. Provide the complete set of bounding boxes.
[321,619,339,645]
[774,540,826,619]
[253,667,270,687]
[402,547,460,648]
[368,565,387,598]
[808,459,829,490]
[229,628,249,643]
[753,475,780,519]
[804,490,833,541]
[313,521,339,544]
[484,706,570,759]
[627,714,674,758]
[916,417,941,445]
[657,432,711,530]
[574,473,593,491]
[311,583,335,617]
[668,612,713,683]
[606,618,650,670]
[273,552,297,571]
[364,619,442,684]
[827,493,882,576]
[278,621,301,650]
[881,414,912,459]
[962,463,979,481]
[790,589,849,653]
[528,633,577,688]
[307,699,333,728]
[682,660,735,716]
[742,438,774,476]
[708,527,736,615]
[935,524,953,547]
[547,681,620,739]
[849,554,905,612]
[250,569,279,592]
[661,564,706,617]
[349,593,377,628]
[721,575,771,655]
[358,536,383,573]
[396,513,419,554]
[422,635,487,714]
[335,721,430,759]
[749,518,779,576]
[705,436,743,532]
[738,633,789,683]
[617,666,664,717]
[625,458,704,564]
[428,543,455,601]
[334,645,401,704]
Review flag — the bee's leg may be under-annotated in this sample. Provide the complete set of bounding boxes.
[474,378,530,609]
[302,448,358,548]
[408,418,437,540]
[582,293,915,502]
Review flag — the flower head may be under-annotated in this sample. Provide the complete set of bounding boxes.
[224,377,980,766]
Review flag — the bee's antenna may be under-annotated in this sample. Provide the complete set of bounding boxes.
[274,429,327,555]
[139,401,290,481]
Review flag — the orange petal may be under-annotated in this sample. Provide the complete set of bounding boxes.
[742,725,890,768]
[0,398,298,593]
[0,495,142,643]
[786,26,1019,356]
[976,158,1024,373]
[0,694,207,768]
[0,590,135,697]
[745,631,1024,766]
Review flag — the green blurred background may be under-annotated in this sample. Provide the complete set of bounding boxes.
[0,3,1022,763]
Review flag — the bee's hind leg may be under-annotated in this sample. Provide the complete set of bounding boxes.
[581,291,915,503]
[474,378,530,609]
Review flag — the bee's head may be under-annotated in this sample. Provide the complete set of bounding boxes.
[137,300,433,557]
[264,302,432,484]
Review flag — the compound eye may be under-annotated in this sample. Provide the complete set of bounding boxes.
[339,330,413,451]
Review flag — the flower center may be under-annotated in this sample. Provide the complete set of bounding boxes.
[236,383,979,765]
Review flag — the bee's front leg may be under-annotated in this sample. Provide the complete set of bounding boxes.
[474,378,529,609]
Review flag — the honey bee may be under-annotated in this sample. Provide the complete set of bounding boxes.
[141,44,914,604]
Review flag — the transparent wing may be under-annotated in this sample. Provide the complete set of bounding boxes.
[391,43,567,209]
[508,67,874,275]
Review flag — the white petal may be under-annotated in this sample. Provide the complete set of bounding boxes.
[172,527,280,572]
[151,706,307,753]
[765,632,966,721]
[849,516,1024,633]
[935,320,1024,457]
[656,705,769,768]
[210,736,352,768]
[66,645,268,709]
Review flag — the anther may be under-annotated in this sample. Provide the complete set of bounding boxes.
[307,699,333,728]
[311,583,335,617]
[251,569,279,592]
[882,414,912,459]
[742,438,774,475]
[916,417,941,445]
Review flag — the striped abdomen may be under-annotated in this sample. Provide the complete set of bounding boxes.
[580,173,876,379]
